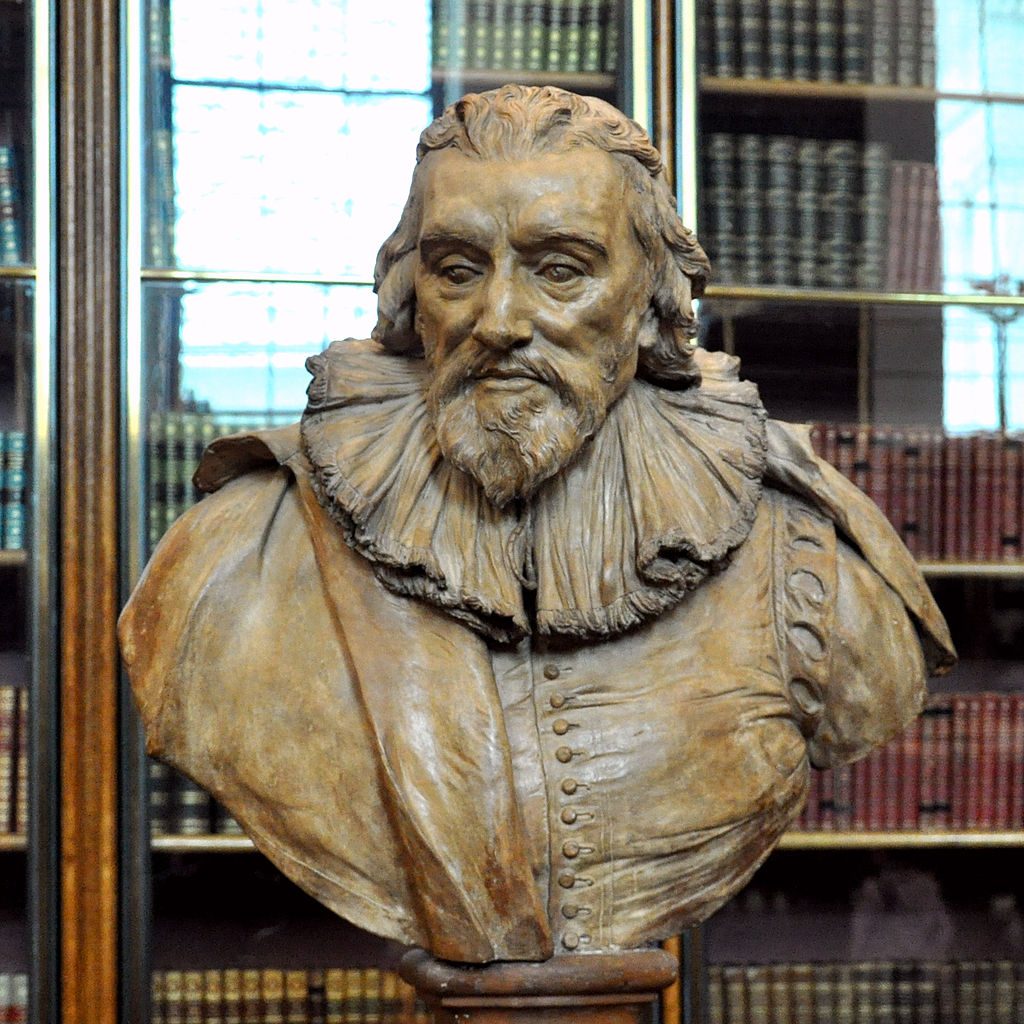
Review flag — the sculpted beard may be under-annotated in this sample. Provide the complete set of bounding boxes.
[426,345,618,508]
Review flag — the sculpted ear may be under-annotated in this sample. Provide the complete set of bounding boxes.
[635,308,702,390]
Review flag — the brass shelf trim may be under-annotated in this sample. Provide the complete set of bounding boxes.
[704,285,1024,308]
[0,266,36,280]
[781,830,1024,849]
[141,268,374,287]
[920,562,1024,578]
[701,76,1024,106]
[432,69,616,91]
[151,834,255,853]
[0,550,28,567]
[0,834,27,852]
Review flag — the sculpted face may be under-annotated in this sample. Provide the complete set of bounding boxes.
[414,147,651,507]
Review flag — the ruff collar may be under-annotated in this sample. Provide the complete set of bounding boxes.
[301,339,768,644]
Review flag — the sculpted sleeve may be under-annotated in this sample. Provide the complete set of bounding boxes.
[765,420,956,771]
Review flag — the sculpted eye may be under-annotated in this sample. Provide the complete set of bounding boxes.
[439,263,479,285]
[539,262,583,284]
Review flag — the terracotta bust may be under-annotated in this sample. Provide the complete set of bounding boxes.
[119,86,955,964]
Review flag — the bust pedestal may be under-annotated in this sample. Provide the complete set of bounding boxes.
[399,948,677,1024]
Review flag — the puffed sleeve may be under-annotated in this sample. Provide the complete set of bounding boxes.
[765,419,956,770]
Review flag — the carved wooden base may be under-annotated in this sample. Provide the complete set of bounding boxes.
[399,948,677,1024]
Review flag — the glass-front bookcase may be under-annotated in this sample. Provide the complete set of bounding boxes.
[0,0,55,1021]
[122,3,650,1021]
[686,1,1024,1021]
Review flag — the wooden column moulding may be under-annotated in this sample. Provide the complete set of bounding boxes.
[57,0,122,1022]
[651,0,676,187]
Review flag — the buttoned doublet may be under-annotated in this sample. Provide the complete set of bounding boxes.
[119,341,954,963]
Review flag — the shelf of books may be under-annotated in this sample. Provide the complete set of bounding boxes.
[685,2,1024,1020]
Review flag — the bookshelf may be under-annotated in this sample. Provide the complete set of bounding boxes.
[687,2,1024,1019]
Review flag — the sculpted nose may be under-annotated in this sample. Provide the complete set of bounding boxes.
[472,273,533,351]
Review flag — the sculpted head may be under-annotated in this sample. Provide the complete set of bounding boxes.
[372,85,710,507]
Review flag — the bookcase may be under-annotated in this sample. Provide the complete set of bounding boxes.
[680,1,1024,1021]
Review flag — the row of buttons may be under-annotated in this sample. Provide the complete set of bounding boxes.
[543,662,592,952]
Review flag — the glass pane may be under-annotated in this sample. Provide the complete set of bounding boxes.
[0,278,31,1019]
[696,0,1024,298]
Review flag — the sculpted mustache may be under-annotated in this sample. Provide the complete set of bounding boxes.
[442,347,579,404]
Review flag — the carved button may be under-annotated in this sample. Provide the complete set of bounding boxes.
[553,719,570,736]
[562,932,580,950]
[561,903,579,919]
[550,693,567,709]
[555,746,573,763]
[558,871,576,889]
[561,779,578,795]
[560,808,578,824]
[562,841,580,858]
[543,665,560,680]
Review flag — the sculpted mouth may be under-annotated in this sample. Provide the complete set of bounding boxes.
[474,367,545,383]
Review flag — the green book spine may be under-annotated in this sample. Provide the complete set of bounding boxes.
[834,965,855,1024]
[738,0,764,79]
[791,0,813,81]
[765,135,797,286]
[2,430,26,551]
[895,0,918,86]
[893,963,915,1024]
[747,965,770,1024]
[506,1,529,67]
[856,141,890,289]
[765,0,790,79]
[432,0,450,67]
[737,133,765,286]
[919,0,936,87]
[815,0,840,81]
[163,412,182,531]
[147,411,166,554]
[813,963,836,1023]
[869,0,895,84]
[580,0,602,71]
[524,1,547,71]
[873,963,896,1024]
[723,965,747,1023]
[147,757,173,835]
[768,963,790,1024]
[915,963,938,1024]
[822,139,858,289]
[707,965,725,1024]
[711,0,738,77]
[791,963,814,1024]
[452,2,470,67]
[795,139,822,288]
[491,0,509,67]
[561,0,584,72]
[546,0,567,71]
[468,0,492,69]
[0,145,23,266]
[602,0,619,72]
[841,0,868,82]
[173,770,211,835]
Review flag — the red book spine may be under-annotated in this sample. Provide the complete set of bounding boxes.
[833,763,853,830]
[867,746,886,831]
[868,426,892,522]
[809,421,825,460]
[819,767,835,831]
[900,717,921,830]
[822,422,838,467]
[889,427,907,544]
[979,693,999,828]
[1009,695,1024,827]
[836,425,857,484]
[974,434,992,561]
[941,435,960,561]
[883,732,902,830]
[986,434,1002,562]
[932,695,953,829]
[993,694,1013,829]
[1001,436,1022,562]
[853,424,871,495]
[927,429,944,560]
[902,430,921,557]
[919,700,937,829]
[802,768,821,831]
[852,756,871,830]
[966,695,984,828]
[958,435,975,562]
[950,695,970,829]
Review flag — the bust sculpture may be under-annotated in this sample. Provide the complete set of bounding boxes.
[119,85,955,965]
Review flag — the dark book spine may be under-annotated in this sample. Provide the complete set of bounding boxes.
[148,411,167,555]
[1001,437,1022,560]
[857,142,890,290]
[822,140,859,289]
[0,144,23,266]
[284,970,309,1024]
[795,140,822,288]
[0,686,14,834]
[738,0,765,79]
[834,965,854,1024]
[791,963,814,1024]
[467,0,492,69]
[202,970,223,1024]
[901,430,922,555]
[737,134,765,285]
[813,963,836,1023]
[869,0,896,83]
[506,1,529,68]
[152,971,166,1024]
[325,968,344,1024]
[711,0,739,77]
[2,431,26,552]
[173,771,211,835]
[841,0,868,83]
[765,0,790,79]
[490,0,509,68]
[768,963,790,1024]
[601,0,619,72]
[994,961,1014,1024]
[724,965,747,1023]
[791,0,814,81]
[241,970,262,1024]
[895,0,918,86]
[919,0,937,87]
[704,133,740,285]
[148,757,174,836]
[1010,695,1024,826]
[580,0,603,72]
[852,962,873,1024]
[262,969,286,1024]
[432,0,450,67]
[765,136,797,286]
[834,763,854,830]
[222,970,242,1024]
[814,0,840,81]
[523,1,547,70]
[818,766,835,830]
[560,0,584,72]
[545,0,567,71]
